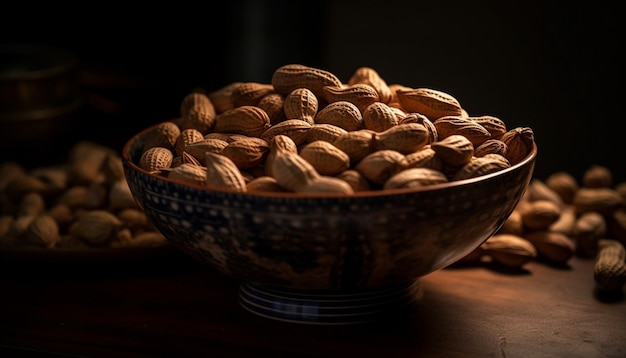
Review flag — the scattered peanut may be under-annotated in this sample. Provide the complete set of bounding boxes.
[481,234,537,268]
[520,200,562,231]
[459,163,626,299]
[525,230,575,264]
[594,239,626,292]
[0,142,168,250]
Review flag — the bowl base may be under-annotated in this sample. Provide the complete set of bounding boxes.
[239,280,423,325]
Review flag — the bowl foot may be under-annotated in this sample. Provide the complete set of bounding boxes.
[238,280,423,325]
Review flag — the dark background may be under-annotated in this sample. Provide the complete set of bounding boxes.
[1,0,622,183]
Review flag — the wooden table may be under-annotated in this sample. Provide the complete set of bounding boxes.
[0,249,624,358]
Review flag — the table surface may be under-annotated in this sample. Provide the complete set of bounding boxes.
[0,248,624,358]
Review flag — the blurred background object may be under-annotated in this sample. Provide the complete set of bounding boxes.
[0,0,621,182]
[0,43,81,166]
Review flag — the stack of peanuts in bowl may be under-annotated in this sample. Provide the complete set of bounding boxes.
[0,141,167,250]
[137,64,534,196]
[465,164,626,294]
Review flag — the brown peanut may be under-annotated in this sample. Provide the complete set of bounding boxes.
[16,192,45,218]
[336,169,372,192]
[246,176,290,193]
[168,163,208,186]
[230,82,275,107]
[594,239,626,292]
[298,176,355,194]
[314,101,363,131]
[468,115,507,139]
[573,187,622,215]
[362,102,399,132]
[270,151,320,192]
[142,121,181,152]
[395,88,463,120]
[573,211,607,258]
[452,156,511,181]
[348,66,392,104]
[545,171,579,204]
[401,147,444,172]
[525,178,565,208]
[548,204,576,236]
[47,204,74,231]
[265,135,299,178]
[497,209,524,237]
[387,83,412,106]
[257,93,287,125]
[204,152,248,192]
[69,210,124,247]
[67,141,115,185]
[208,82,242,114]
[220,137,270,170]
[500,127,534,165]
[184,138,229,163]
[139,147,174,173]
[284,87,318,125]
[179,91,217,133]
[213,105,271,138]
[520,199,562,231]
[332,129,375,164]
[582,164,613,188]
[175,128,204,156]
[0,161,26,191]
[473,138,508,158]
[525,230,575,264]
[355,150,407,186]
[112,231,167,248]
[24,214,61,248]
[430,134,474,167]
[398,113,438,144]
[271,64,343,100]
[373,123,429,154]
[260,118,312,146]
[433,116,491,147]
[117,208,151,232]
[299,140,350,176]
[322,83,380,112]
[305,123,349,144]
[383,168,448,190]
[481,234,537,268]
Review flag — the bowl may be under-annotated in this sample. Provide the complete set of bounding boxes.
[122,124,537,324]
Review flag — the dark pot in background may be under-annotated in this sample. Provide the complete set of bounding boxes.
[0,43,82,166]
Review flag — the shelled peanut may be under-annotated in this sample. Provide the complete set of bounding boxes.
[0,141,167,250]
[135,64,535,194]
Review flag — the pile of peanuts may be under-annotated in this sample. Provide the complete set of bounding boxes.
[462,164,626,294]
[0,141,167,250]
[135,64,535,195]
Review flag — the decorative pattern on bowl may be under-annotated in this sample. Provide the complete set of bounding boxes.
[122,123,537,323]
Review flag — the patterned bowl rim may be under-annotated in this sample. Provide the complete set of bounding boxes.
[122,122,537,199]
